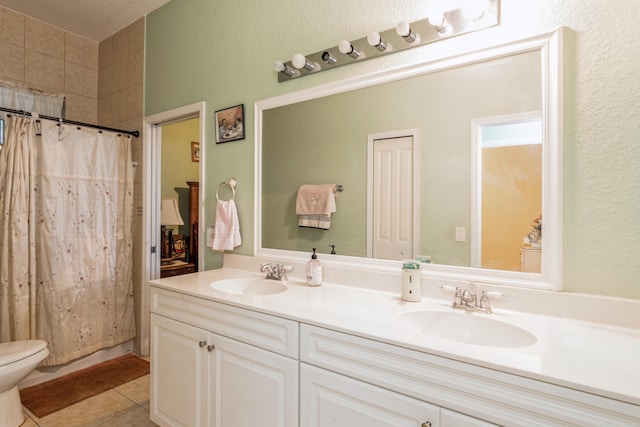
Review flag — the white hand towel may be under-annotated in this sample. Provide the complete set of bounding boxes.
[212,199,242,251]
[296,184,337,215]
[296,184,337,229]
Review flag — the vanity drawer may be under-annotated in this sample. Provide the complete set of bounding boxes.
[151,286,298,358]
[300,324,640,427]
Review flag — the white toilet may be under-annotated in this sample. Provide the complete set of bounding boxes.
[0,340,49,427]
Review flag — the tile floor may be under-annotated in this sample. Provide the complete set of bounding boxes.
[20,361,156,427]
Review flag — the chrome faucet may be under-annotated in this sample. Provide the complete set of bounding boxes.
[451,282,493,314]
[260,262,292,282]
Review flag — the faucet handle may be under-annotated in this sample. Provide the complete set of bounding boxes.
[478,290,493,313]
[277,264,293,281]
[260,262,273,272]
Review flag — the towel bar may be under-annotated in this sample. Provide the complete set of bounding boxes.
[216,178,237,200]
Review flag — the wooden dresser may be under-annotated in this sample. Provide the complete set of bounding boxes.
[160,261,195,278]
[186,181,199,270]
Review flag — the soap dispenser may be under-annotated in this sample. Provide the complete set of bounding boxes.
[306,248,323,286]
[401,260,421,302]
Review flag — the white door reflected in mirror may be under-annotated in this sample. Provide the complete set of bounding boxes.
[368,132,417,260]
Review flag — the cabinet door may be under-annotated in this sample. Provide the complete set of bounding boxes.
[301,363,438,427]
[211,334,298,427]
[150,314,211,427]
[441,409,499,427]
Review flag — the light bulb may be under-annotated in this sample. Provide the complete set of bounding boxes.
[367,32,388,52]
[396,21,417,43]
[292,53,315,71]
[273,60,285,72]
[273,60,297,77]
[428,13,446,33]
[338,40,361,59]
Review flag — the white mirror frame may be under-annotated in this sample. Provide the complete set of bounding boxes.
[255,28,563,291]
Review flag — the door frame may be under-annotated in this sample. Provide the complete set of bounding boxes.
[366,129,419,259]
[140,101,206,356]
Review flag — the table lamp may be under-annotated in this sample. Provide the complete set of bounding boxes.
[161,198,185,264]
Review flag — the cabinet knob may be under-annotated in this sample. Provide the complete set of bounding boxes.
[207,344,215,352]
[421,422,432,427]
[198,340,207,348]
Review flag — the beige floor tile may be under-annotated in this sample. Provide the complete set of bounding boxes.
[35,390,135,427]
[19,412,38,426]
[114,374,150,405]
[97,405,157,427]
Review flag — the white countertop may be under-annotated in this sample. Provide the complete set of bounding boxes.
[150,267,640,407]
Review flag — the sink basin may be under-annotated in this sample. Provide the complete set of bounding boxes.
[396,310,537,348]
[210,279,287,296]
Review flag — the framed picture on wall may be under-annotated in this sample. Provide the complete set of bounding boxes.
[191,141,200,162]
[215,104,245,143]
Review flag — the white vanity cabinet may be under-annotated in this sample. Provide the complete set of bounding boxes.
[301,366,495,427]
[300,324,639,427]
[300,326,497,427]
[301,362,439,426]
[149,281,639,427]
[150,286,299,427]
[440,409,499,427]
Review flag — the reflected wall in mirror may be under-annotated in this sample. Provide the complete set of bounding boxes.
[471,112,543,272]
[257,30,563,290]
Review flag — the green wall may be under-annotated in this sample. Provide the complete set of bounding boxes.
[145,0,640,299]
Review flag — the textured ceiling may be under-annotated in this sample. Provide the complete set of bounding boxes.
[0,0,171,41]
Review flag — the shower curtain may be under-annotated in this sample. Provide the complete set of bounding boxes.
[0,115,135,366]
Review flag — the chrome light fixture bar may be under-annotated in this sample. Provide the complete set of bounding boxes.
[275,0,499,82]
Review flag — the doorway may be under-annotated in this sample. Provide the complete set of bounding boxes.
[139,102,205,356]
[470,112,542,271]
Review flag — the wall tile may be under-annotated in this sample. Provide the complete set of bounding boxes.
[126,83,143,121]
[0,7,25,47]
[64,93,97,124]
[25,50,64,91]
[99,36,114,70]
[65,62,98,98]
[66,33,98,70]
[112,90,129,124]
[0,41,25,82]
[128,18,145,56]
[112,60,128,93]
[25,17,64,59]
[112,29,128,63]
[98,63,115,98]
[127,51,144,87]
[98,93,114,125]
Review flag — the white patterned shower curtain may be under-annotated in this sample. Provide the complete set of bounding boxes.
[0,115,135,366]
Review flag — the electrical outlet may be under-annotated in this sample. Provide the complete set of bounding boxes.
[455,226,466,242]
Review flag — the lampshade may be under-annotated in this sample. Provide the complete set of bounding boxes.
[161,198,185,226]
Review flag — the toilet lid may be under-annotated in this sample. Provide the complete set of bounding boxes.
[0,340,48,365]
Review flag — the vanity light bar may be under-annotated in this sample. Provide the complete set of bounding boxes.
[275,0,499,82]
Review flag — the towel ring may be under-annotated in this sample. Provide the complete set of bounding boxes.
[216,178,237,201]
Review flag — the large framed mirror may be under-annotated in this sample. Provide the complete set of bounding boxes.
[255,29,563,291]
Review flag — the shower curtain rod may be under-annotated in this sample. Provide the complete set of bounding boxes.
[0,107,140,138]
